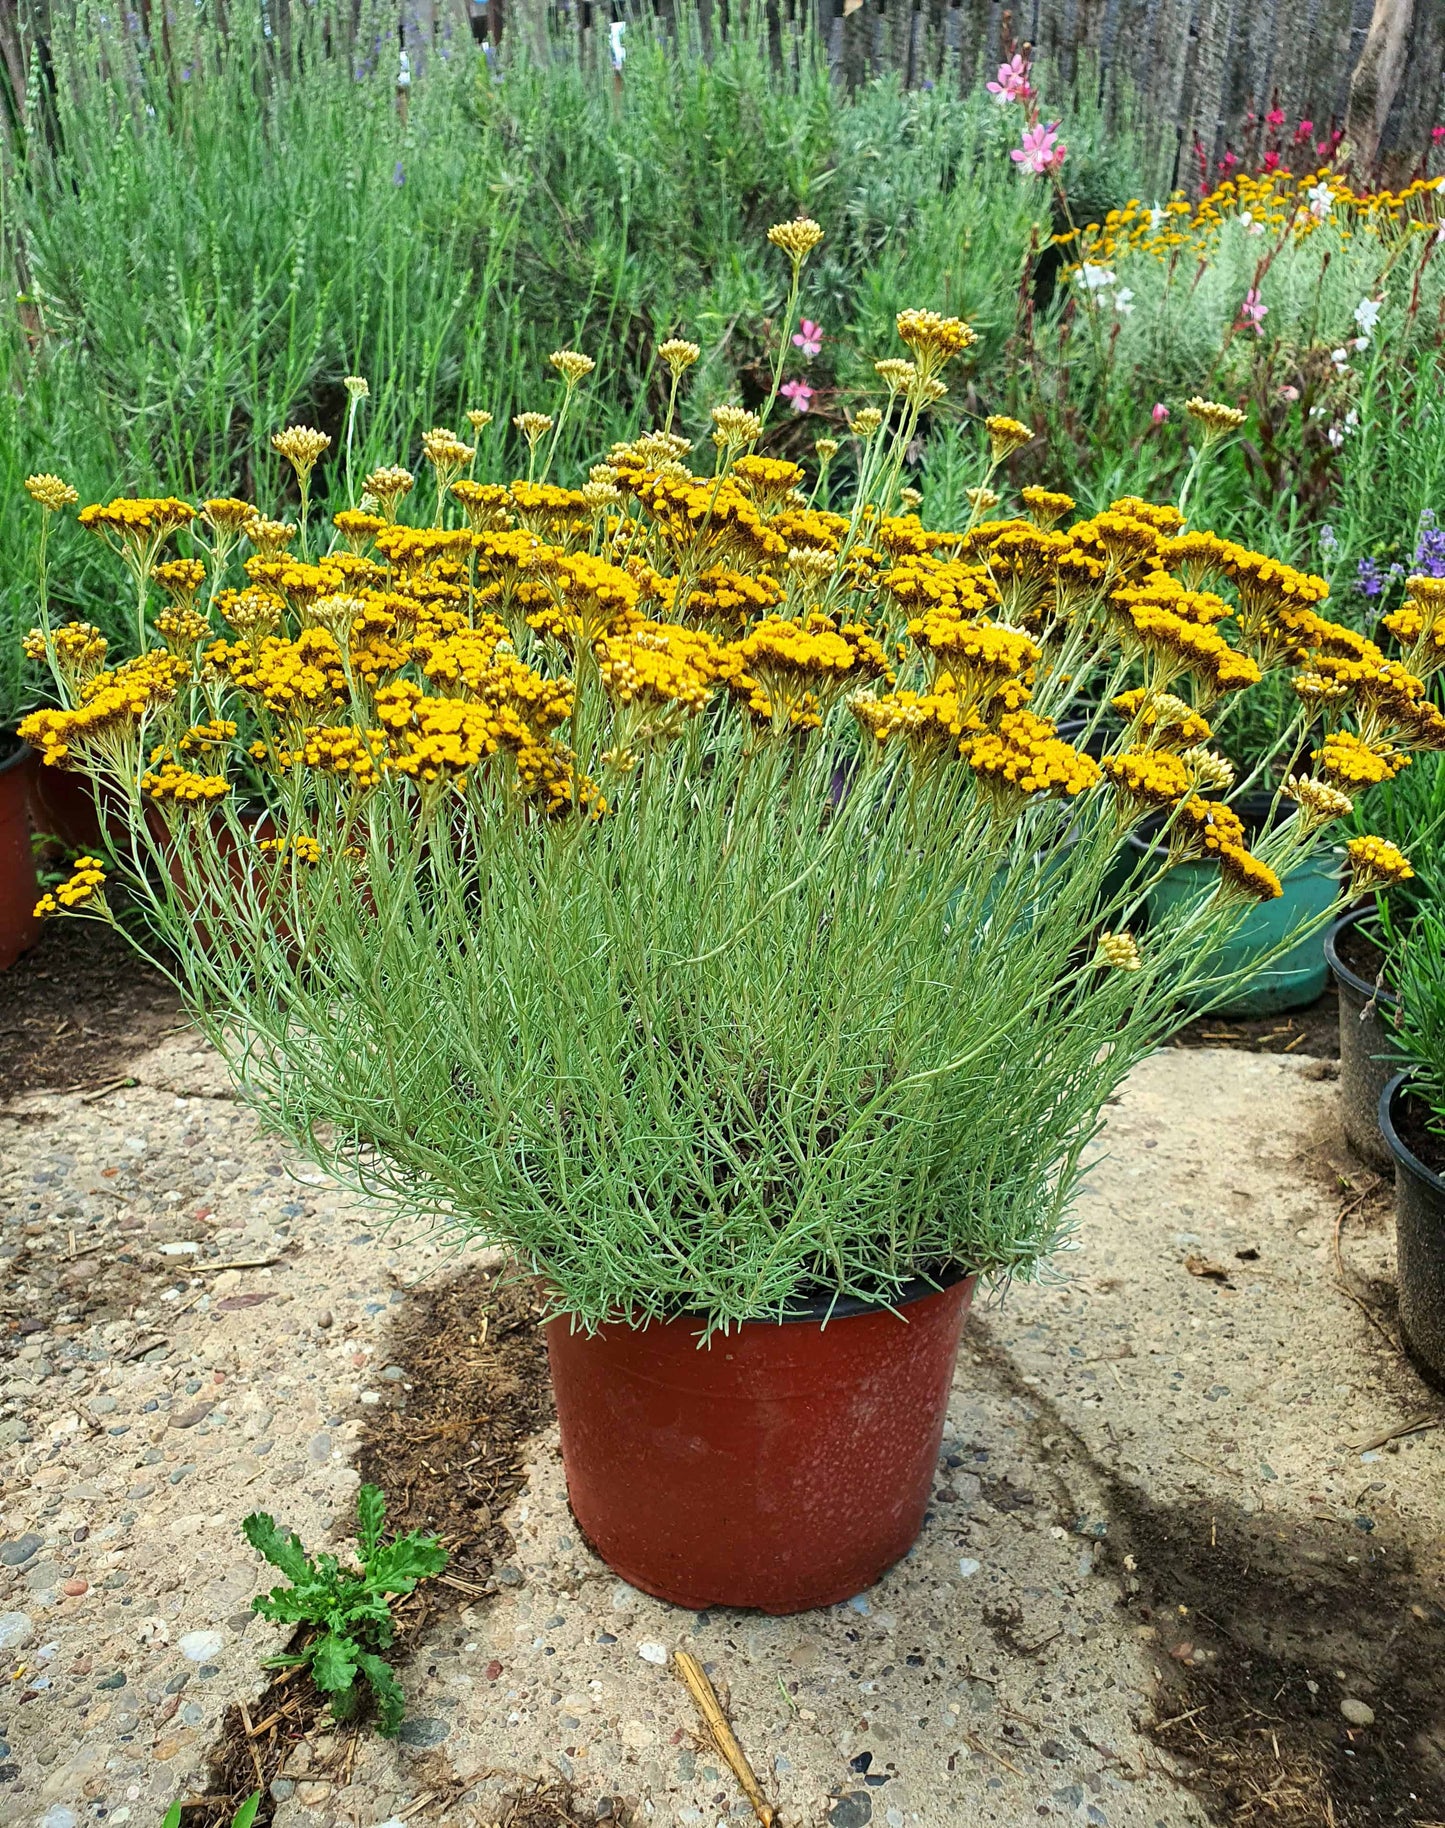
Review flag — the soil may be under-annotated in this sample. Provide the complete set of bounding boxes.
[972,1324,1445,1828]
[0,913,181,1102]
[1170,978,1340,1058]
[197,1270,573,1828]
[1393,1084,1445,1179]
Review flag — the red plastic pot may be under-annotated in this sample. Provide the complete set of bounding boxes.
[0,740,41,970]
[29,758,105,850]
[545,1272,975,1614]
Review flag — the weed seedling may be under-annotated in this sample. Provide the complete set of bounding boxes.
[242,1484,447,1734]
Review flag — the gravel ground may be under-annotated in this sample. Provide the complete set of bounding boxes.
[2,1031,1442,1828]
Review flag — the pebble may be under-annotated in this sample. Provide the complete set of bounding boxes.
[638,1640,669,1665]
[0,1534,43,1567]
[168,1399,214,1429]
[1340,1697,1375,1726]
[958,1558,981,1578]
[397,1715,450,1746]
[0,1612,34,1650]
[179,1630,225,1663]
[87,1394,118,1416]
[828,1797,872,1827]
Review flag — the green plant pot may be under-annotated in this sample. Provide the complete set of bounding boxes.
[1142,846,1340,1016]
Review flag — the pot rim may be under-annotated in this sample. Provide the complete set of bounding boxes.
[1379,1071,1445,1197]
[1125,796,1342,867]
[1325,907,1399,1011]
[0,736,32,779]
[565,1263,978,1332]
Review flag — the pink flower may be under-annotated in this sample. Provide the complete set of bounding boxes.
[1263,150,1281,171]
[780,379,814,415]
[1434,125,1445,144]
[1011,121,1067,177]
[792,319,823,358]
[1151,403,1170,425]
[987,53,1032,104]
[1294,119,1314,143]
[1280,384,1300,402]
[1240,287,1268,335]
[1266,108,1286,129]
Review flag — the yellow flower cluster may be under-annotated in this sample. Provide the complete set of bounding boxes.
[34,855,107,919]
[1071,170,1442,269]
[140,761,233,805]
[962,709,1101,802]
[17,320,1424,921]
[19,653,186,763]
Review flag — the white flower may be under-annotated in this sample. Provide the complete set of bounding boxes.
[1330,346,1350,368]
[1307,182,1333,221]
[1319,524,1339,553]
[1327,425,1344,448]
[1079,263,1116,292]
[609,20,626,69]
[1344,409,1359,431]
[1240,210,1265,236]
[1114,287,1136,317]
[1354,295,1383,337]
[1353,335,1370,352]
[1149,205,1167,232]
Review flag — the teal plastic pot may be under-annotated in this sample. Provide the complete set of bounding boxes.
[1131,805,1339,1015]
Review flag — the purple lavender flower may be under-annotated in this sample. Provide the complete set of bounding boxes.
[393,161,406,187]
[1354,556,1385,598]
[1414,509,1445,578]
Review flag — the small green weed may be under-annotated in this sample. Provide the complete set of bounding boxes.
[161,1796,258,1828]
[242,1484,447,1736]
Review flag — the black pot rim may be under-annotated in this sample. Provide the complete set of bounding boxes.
[1325,907,1399,1011]
[1380,1072,1445,1197]
[0,735,31,778]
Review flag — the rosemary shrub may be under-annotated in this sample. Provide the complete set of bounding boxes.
[19,244,1435,1328]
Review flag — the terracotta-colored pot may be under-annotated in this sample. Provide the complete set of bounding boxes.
[0,741,41,970]
[29,758,106,850]
[545,1272,975,1614]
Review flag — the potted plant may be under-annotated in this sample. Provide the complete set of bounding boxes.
[1383,888,1445,1388]
[1326,904,1401,1169]
[0,728,40,970]
[17,240,1433,1611]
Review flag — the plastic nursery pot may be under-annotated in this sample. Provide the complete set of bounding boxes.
[1325,910,1400,1172]
[28,757,105,852]
[1379,1074,1445,1390]
[0,737,42,971]
[1129,794,1338,1017]
[545,1272,976,1614]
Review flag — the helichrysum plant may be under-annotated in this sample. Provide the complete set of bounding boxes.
[18,226,1436,1330]
[241,1485,447,1734]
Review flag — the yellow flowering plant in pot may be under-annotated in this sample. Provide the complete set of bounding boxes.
[19,228,1432,1612]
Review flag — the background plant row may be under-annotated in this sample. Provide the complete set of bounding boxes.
[3,0,1445,722]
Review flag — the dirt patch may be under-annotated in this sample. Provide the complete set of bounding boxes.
[1171,981,1340,1059]
[968,1320,1445,1828]
[194,1266,570,1827]
[0,911,181,1100]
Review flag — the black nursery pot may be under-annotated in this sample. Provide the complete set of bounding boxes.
[1379,1073,1445,1391]
[1325,910,1400,1173]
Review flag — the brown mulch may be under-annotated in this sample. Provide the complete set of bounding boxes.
[1170,980,1340,1059]
[195,1267,576,1826]
[0,913,181,1101]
